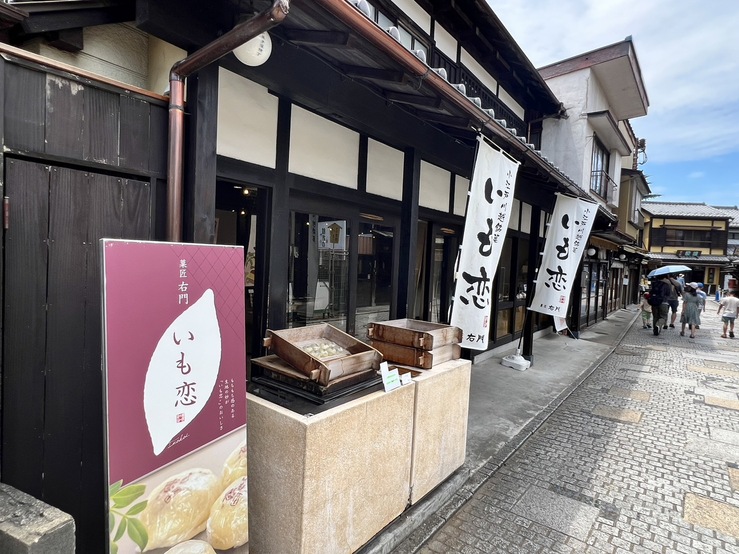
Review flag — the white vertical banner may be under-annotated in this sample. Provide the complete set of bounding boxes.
[451,136,520,350]
[529,194,597,324]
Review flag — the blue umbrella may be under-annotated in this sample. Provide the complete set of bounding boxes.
[647,264,691,278]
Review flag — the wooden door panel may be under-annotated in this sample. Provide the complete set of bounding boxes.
[2,159,50,497]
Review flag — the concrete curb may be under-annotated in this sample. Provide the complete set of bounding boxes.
[359,308,641,554]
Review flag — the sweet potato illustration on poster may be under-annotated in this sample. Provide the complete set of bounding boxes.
[101,240,247,553]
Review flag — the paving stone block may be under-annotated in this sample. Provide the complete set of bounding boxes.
[0,484,75,554]
[683,493,739,541]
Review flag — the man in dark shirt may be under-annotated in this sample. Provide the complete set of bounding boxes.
[650,277,671,335]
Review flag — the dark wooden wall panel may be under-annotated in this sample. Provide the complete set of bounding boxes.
[80,174,126,553]
[84,87,120,165]
[44,167,90,518]
[120,96,151,171]
[45,74,85,159]
[4,63,46,153]
[149,103,168,176]
[2,159,50,497]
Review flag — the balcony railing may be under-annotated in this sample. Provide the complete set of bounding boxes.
[590,170,617,201]
[629,210,645,229]
[429,50,527,139]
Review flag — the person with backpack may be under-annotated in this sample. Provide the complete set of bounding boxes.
[664,275,683,329]
[648,276,671,335]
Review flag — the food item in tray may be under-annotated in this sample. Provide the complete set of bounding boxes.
[221,439,247,489]
[140,469,221,551]
[301,338,345,359]
[206,476,249,549]
[163,540,216,554]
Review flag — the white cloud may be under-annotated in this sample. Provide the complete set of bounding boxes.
[488,0,739,165]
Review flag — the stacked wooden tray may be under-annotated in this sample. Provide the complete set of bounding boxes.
[261,323,382,387]
[367,319,462,369]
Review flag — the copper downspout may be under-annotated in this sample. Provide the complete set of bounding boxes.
[166,0,289,242]
[314,0,588,199]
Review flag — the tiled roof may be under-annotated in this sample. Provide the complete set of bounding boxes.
[647,252,730,263]
[712,205,739,226]
[642,202,731,218]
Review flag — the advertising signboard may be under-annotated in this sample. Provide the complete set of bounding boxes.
[102,240,247,553]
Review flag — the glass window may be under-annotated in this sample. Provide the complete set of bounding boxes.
[590,139,609,197]
[288,212,349,331]
[515,238,529,300]
[496,308,512,339]
[496,237,513,301]
[356,221,394,335]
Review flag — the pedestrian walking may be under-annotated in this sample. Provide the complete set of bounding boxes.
[660,274,681,330]
[679,282,701,338]
[717,289,739,338]
[639,292,652,329]
[648,277,671,335]
[695,283,707,312]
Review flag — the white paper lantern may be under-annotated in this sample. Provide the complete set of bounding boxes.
[233,32,272,67]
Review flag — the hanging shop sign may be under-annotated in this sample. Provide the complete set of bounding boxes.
[529,194,597,331]
[451,136,520,350]
[101,240,248,554]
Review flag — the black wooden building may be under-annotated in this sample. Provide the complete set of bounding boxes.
[0,1,612,551]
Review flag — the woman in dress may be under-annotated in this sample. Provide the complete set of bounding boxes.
[680,282,702,338]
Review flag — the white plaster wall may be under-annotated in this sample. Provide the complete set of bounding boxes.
[289,105,359,188]
[586,71,609,114]
[148,36,186,95]
[217,68,278,168]
[460,49,497,95]
[434,24,457,61]
[453,175,469,216]
[498,86,525,120]
[520,202,532,234]
[367,139,404,200]
[391,0,431,33]
[419,161,451,212]
[22,23,149,89]
[508,198,520,230]
[540,71,593,189]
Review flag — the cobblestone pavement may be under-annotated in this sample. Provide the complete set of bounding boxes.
[413,299,739,553]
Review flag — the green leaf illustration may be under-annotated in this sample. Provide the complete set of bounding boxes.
[109,513,115,534]
[126,500,147,516]
[109,480,123,497]
[127,517,149,551]
[110,541,118,554]
[111,484,146,508]
[113,517,127,542]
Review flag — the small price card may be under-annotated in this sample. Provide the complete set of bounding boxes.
[380,361,401,392]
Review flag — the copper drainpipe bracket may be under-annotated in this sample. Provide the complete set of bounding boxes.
[166,0,289,242]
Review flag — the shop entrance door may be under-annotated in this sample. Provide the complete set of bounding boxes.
[215,181,267,361]
[413,221,459,324]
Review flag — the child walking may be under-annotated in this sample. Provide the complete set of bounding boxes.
[640,292,652,329]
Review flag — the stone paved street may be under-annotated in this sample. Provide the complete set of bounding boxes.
[411,298,739,553]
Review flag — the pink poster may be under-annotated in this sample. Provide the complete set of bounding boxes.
[102,240,248,554]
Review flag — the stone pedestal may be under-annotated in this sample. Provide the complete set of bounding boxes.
[247,384,415,554]
[409,358,471,504]
[246,358,471,552]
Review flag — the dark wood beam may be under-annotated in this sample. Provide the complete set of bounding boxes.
[20,6,133,34]
[385,91,442,108]
[46,28,84,52]
[413,109,471,128]
[341,64,405,83]
[283,28,350,46]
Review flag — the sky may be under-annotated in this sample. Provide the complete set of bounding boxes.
[488,0,739,207]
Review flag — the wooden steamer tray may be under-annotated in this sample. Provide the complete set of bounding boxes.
[369,340,461,369]
[264,323,382,387]
[367,319,462,350]
[250,355,381,404]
